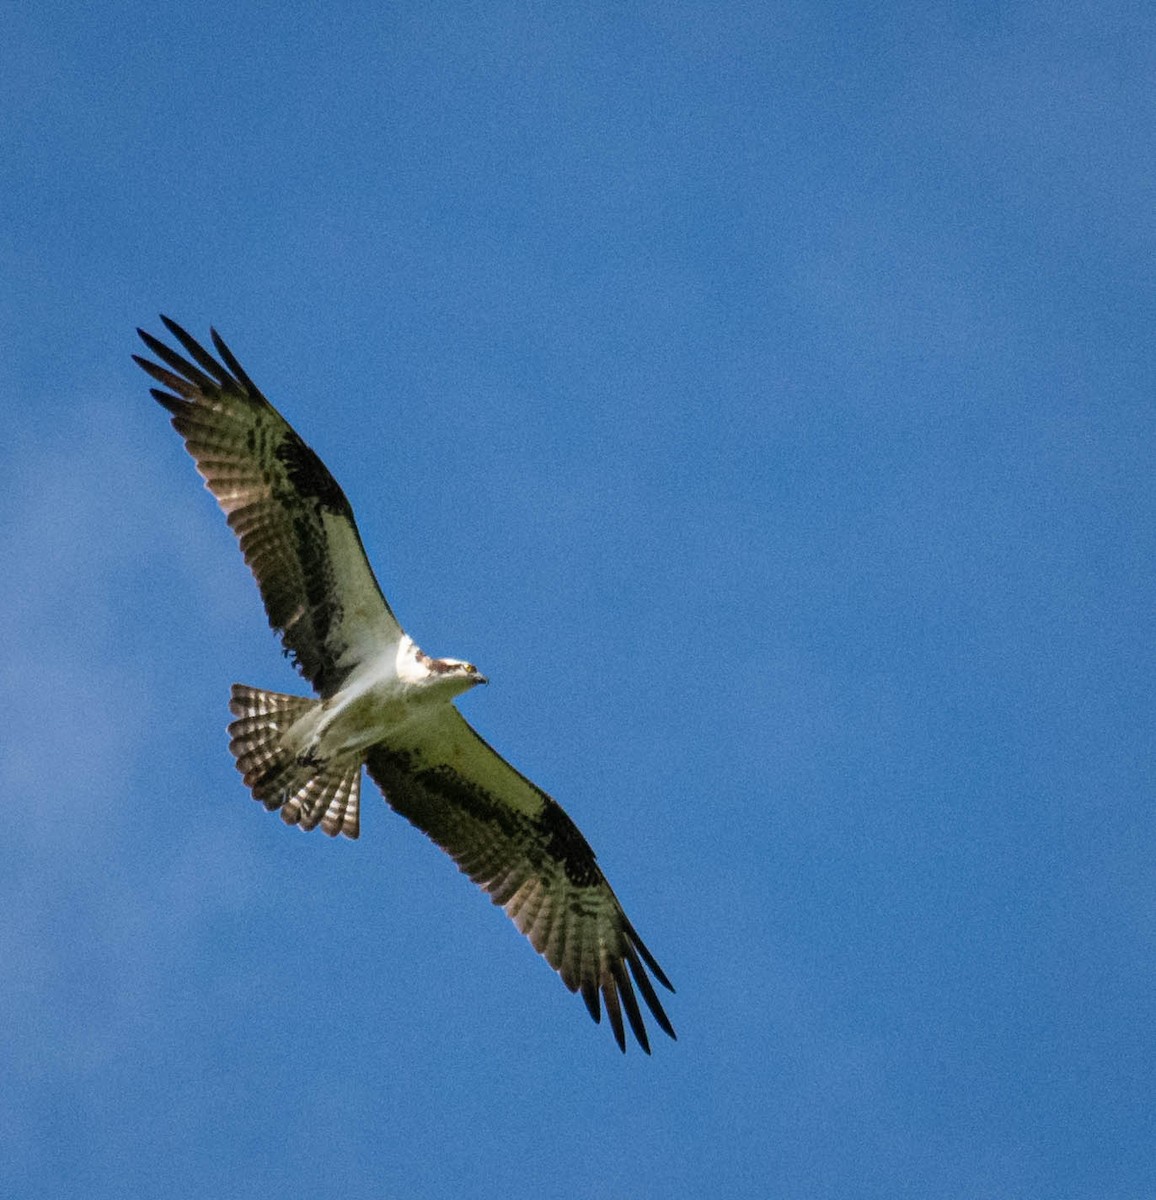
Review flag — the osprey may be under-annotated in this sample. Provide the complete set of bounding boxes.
[135,318,675,1053]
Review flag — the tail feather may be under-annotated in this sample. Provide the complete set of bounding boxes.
[281,760,362,838]
[227,684,362,839]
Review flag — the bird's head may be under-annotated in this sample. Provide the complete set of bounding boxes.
[435,657,488,686]
[420,654,488,694]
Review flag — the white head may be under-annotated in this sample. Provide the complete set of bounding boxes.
[410,646,488,696]
[426,655,488,686]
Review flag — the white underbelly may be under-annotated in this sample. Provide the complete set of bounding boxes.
[289,681,417,761]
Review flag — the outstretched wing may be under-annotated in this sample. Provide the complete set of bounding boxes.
[365,710,676,1054]
[135,317,402,696]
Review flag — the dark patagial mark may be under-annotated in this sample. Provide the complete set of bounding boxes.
[275,430,354,519]
[533,798,602,888]
[386,750,602,889]
[411,762,524,842]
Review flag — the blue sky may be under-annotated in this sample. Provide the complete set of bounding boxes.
[2,2,1152,1196]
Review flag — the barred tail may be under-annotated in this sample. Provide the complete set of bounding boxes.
[227,684,361,839]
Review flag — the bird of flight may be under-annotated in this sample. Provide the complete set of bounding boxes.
[135,318,675,1053]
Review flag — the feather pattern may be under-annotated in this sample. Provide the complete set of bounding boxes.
[137,318,675,1052]
[365,709,675,1053]
[135,317,400,696]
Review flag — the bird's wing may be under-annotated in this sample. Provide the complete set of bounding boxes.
[135,317,402,696]
[365,708,676,1053]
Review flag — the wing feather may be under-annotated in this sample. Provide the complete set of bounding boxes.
[365,709,675,1054]
[136,318,402,695]
[138,317,677,1052]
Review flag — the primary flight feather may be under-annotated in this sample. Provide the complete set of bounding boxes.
[135,317,675,1053]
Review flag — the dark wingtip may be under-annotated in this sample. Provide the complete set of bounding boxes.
[148,387,185,414]
[614,959,652,1054]
[603,982,627,1052]
[159,313,192,343]
[210,326,260,395]
[136,327,168,358]
[624,951,677,1043]
[625,918,676,994]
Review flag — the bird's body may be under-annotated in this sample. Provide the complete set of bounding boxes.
[135,317,675,1053]
[277,636,481,767]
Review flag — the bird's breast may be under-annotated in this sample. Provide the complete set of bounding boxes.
[309,676,419,759]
